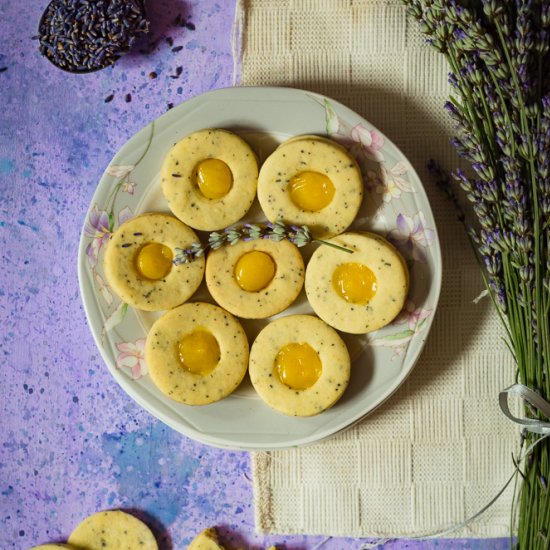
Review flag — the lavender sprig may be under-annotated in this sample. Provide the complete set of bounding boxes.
[172,222,354,265]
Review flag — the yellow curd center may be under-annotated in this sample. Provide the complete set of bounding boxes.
[332,262,378,304]
[195,158,233,199]
[178,329,220,376]
[288,171,335,212]
[275,343,322,390]
[234,250,276,292]
[135,242,173,280]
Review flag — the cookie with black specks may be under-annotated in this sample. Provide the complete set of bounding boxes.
[103,213,204,311]
[161,128,258,231]
[146,302,249,405]
[249,314,350,417]
[277,133,350,151]
[306,232,409,334]
[257,136,363,238]
[67,510,157,549]
[205,238,304,319]
[187,527,224,549]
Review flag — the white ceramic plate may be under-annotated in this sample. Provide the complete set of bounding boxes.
[78,86,442,450]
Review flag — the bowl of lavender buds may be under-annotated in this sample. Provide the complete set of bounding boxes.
[38,0,150,73]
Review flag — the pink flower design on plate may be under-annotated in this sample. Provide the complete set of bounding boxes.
[106,164,135,178]
[84,205,133,268]
[122,181,136,195]
[350,124,385,162]
[395,300,432,332]
[376,178,401,202]
[84,204,111,268]
[116,338,147,379]
[118,205,133,225]
[387,212,435,263]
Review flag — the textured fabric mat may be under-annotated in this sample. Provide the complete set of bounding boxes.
[237,0,521,538]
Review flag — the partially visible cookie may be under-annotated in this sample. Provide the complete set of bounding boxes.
[67,510,157,550]
[277,133,349,152]
[188,527,224,549]
[103,213,204,311]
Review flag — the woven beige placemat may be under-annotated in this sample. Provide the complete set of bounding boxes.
[236,0,521,538]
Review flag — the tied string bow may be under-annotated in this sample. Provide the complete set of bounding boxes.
[499,384,550,435]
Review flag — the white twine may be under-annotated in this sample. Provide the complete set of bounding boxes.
[472,289,489,303]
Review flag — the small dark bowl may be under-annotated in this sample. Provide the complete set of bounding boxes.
[38,0,149,74]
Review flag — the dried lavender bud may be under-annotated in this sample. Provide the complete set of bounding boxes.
[482,0,505,21]
[190,241,205,257]
[288,225,312,248]
[208,231,225,250]
[245,224,264,241]
[269,222,287,236]
[443,100,463,122]
[406,4,423,20]
[483,229,506,253]
[224,227,241,245]
[472,162,496,184]
[173,247,195,265]
[484,254,503,277]
[448,71,460,88]
[519,265,534,283]
[516,235,533,254]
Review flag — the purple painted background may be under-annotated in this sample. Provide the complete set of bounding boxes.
[0,1,510,549]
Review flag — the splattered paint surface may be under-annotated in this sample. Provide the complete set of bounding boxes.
[0,1,510,549]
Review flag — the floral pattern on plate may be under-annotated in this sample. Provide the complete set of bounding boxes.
[83,123,154,376]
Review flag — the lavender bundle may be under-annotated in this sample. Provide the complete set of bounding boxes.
[401,1,550,546]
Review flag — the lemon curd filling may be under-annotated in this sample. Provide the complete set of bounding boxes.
[195,158,233,199]
[178,329,220,376]
[234,250,276,292]
[274,343,322,390]
[135,242,173,280]
[288,171,335,212]
[332,262,378,304]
